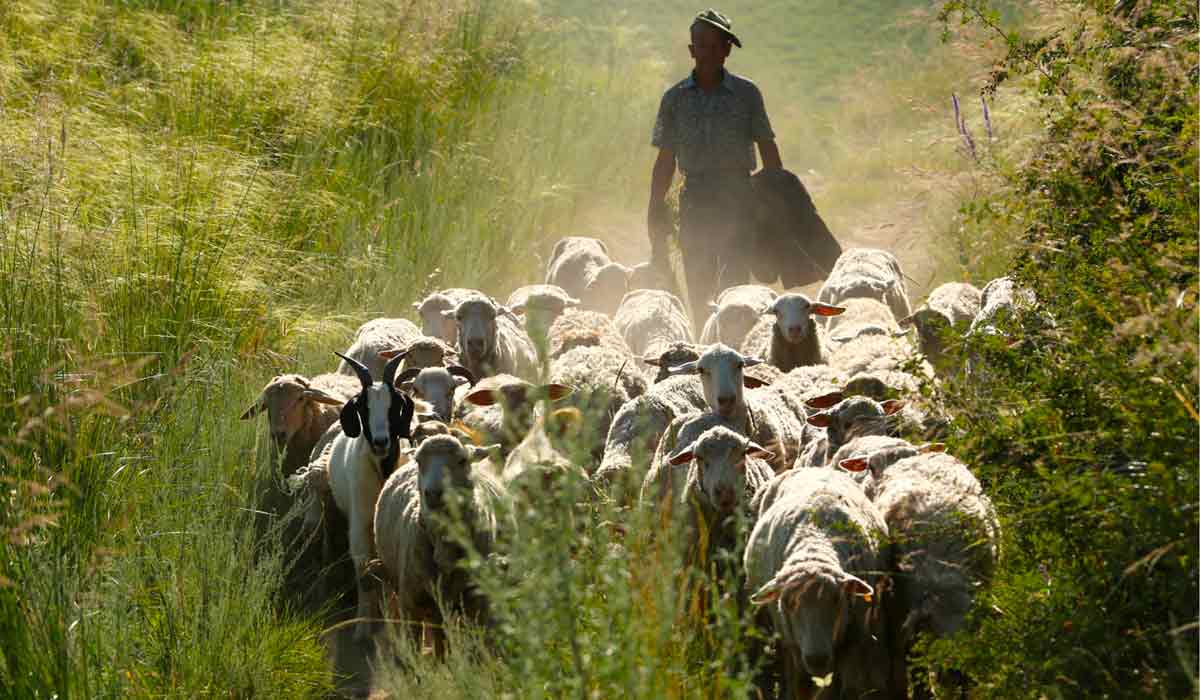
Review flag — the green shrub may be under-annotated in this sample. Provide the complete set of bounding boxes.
[917,1,1198,695]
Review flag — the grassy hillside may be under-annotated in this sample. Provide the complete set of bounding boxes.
[0,0,649,694]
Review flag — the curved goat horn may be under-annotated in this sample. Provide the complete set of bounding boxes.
[383,352,405,388]
[396,367,422,386]
[447,365,477,387]
[335,351,373,390]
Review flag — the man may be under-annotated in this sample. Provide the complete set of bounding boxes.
[648,8,782,325]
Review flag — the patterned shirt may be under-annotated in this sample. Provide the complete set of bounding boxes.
[651,69,775,175]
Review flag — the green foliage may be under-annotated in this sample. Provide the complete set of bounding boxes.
[923,0,1198,695]
[374,432,765,699]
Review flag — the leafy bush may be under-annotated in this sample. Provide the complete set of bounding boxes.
[918,1,1198,695]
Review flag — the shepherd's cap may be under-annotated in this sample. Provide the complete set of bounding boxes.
[693,8,742,48]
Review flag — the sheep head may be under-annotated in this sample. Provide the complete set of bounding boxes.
[765,294,844,345]
[241,374,344,455]
[669,425,772,515]
[667,344,763,420]
[751,564,874,678]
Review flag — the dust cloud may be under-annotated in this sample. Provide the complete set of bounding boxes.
[537,0,1009,299]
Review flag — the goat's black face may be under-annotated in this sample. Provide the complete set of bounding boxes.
[338,384,415,459]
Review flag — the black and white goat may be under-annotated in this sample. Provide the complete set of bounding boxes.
[326,351,417,641]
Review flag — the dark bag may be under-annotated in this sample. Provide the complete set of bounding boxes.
[747,169,842,287]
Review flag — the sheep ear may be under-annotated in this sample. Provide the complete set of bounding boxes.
[379,347,408,361]
[465,388,498,406]
[881,399,905,415]
[708,301,720,312]
[667,446,696,466]
[565,296,581,307]
[411,302,422,312]
[441,309,457,320]
[750,581,781,606]
[742,375,767,389]
[240,396,265,420]
[811,303,846,317]
[400,446,417,458]
[743,356,764,368]
[920,442,947,453]
[510,302,526,315]
[805,391,843,410]
[303,388,345,406]
[842,574,874,599]
[642,355,662,367]
[499,305,521,322]
[540,383,574,402]
[897,314,914,328]
[806,412,832,428]
[745,442,774,461]
[667,360,700,376]
[339,398,362,438]
[839,457,869,473]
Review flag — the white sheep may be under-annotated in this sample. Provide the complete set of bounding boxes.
[641,341,701,384]
[840,449,1000,689]
[325,352,418,641]
[393,364,477,424]
[580,261,636,316]
[373,434,510,651]
[826,435,941,489]
[741,293,845,372]
[794,394,906,468]
[699,284,778,349]
[612,288,693,359]
[412,288,479,343]
[456,374,574,457]
[666,344,806,473]
[549,343,647,464]
[817,247,912,323]
[378,336,459,372]
[824,297,902,342]
[241,372,360,476]
[446,295,539,380]
[666,425,775,571]
[826,327,930,379]
[337,318,422,380]
[545,308,632,360]
[967,275,1053,338]
[505,284,580,339]
[545,236,611,298]
[501,407,591,495]
[545,236,632,315]
[594,375,708,490]
[898,281,982,368]
[745,467,893,699]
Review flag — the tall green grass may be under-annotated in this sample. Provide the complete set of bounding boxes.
[0,0,1044,696]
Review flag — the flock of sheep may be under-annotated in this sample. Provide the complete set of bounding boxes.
[242,236,1040,698]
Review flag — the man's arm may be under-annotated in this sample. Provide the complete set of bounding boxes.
[647,148,677,265]
[757,139,782,171]
[650,147,677,205]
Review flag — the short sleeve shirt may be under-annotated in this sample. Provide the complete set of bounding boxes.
[651,70,774,174]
